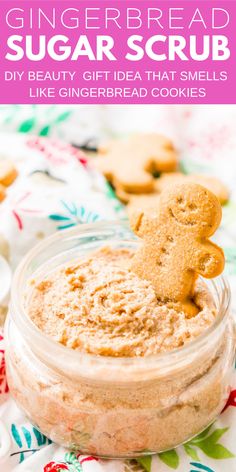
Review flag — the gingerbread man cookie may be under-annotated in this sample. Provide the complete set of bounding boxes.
[130,183,224,304]
[95,133,177,194]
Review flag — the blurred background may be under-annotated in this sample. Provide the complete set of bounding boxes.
[0,104,236,323]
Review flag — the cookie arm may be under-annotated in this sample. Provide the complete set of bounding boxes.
[129,210,146,237]
[93,156,113,180]
[151,149,178,173]
[129,208,160,238]
[194,241,225,278]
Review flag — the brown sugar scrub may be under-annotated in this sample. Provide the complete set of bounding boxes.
[5,184,235,457]
[28,247,217,357]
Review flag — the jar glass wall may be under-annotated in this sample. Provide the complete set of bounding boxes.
[5,222,236,458]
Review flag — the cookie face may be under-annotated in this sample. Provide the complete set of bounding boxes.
[0,160,18,187]
[161,184,222,237]
[95,133,178,194]
[130,183,224,304]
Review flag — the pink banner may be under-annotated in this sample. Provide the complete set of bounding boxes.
[0,0,235,104]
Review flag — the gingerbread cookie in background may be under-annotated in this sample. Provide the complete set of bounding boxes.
[0,184,6,203]
[126,172,229,216]
[0,233,10,261]
[0,161,18,187]
[0,233,11,325]
[130,183,225,314]
[156,172,229,205]
[95,133,178,194]
[0,160,18,203]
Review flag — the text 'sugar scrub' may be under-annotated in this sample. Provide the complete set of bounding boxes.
[5,6,230,62]
[1,1,235,103]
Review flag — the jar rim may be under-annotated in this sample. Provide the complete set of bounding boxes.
[10,221,231,369]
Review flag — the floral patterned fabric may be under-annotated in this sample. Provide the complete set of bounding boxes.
[0,106,236,472]
[0,133,124,270]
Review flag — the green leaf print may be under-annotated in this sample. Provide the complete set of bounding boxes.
[203,428,229,444]
[21,426,32,448]
[49,201,100,230]
[11,423,51,463]
[187,425,234,460]
[11,424,23,448]
[189,462,215,472]
[184,444,200,461]
[39,125,50,136]
[33,427,48,446]
[192,425,213,442]
[197,442,234,460]
[64,452,82,472]
[105,182,117,200]
[55,111,72,123]
[49,214,71,221]
[18,118,36,133]
[136,456,152,472]
[158,449,179,469]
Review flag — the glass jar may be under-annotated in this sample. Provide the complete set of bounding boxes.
[5,222,236,458]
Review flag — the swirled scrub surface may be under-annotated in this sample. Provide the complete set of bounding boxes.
[28,247,216,357]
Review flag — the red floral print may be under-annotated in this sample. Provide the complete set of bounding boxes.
[11,191,42,231]
[44,461,68,472]
[0,349,9,394]
[222,389,236,412]
[27,137,86,166]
